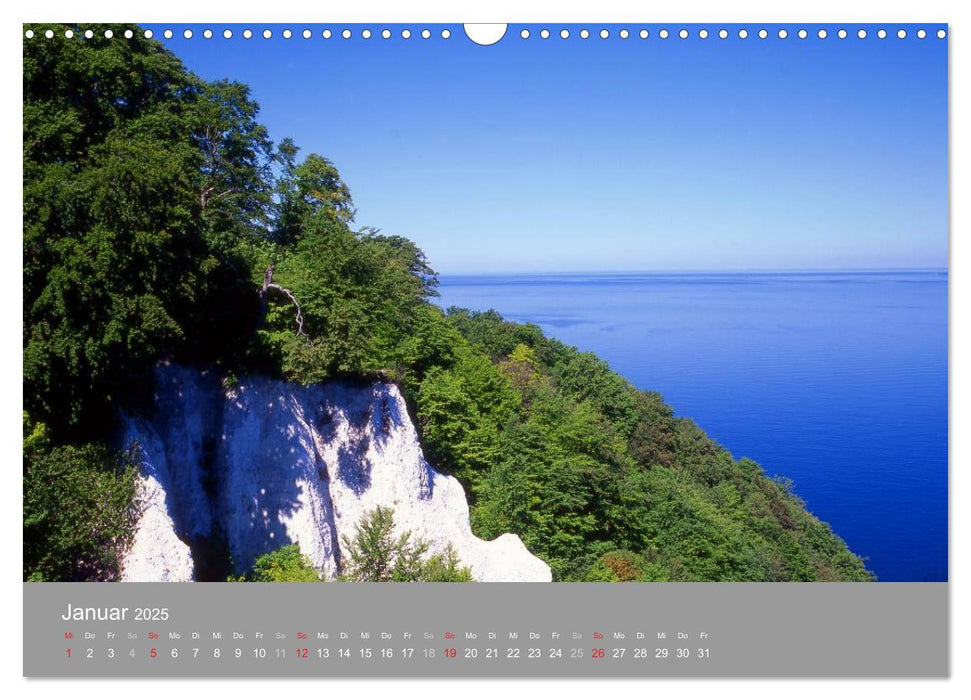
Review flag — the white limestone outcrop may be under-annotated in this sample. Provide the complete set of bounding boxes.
[119,422,194,582]
[120,364,551,583]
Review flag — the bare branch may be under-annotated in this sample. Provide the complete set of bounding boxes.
[259,265,308,339]
[200,186,215,208]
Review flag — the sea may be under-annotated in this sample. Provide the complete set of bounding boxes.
[436,270,948,582]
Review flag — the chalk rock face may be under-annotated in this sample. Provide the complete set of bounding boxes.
[120,364,551,583]
[119,421,195,583]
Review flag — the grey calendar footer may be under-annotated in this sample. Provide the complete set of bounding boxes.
[24,582,948,677]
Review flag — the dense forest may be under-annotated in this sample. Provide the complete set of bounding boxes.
[23,24,874,583]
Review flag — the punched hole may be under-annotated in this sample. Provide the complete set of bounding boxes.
[464,23,507,46]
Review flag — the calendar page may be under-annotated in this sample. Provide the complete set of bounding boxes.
[21,20,949,678]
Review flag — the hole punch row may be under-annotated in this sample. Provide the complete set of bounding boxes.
[24,26,948,42]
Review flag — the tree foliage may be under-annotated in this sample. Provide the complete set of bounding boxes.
[231,545,322,582]
[425,310,874,582]
[24,25,265,438]
[340,507,474,582]
[23,414,140,582]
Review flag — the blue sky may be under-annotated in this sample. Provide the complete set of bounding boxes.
[152,24,948,274]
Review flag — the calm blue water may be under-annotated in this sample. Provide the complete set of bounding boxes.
[437,270,948,582]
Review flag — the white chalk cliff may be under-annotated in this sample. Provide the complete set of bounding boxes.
[120,364,551,582]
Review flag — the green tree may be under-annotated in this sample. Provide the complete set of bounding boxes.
[422,545,475,582]
[275,146,354,245]
[340,507,473,582]
[256,203,443,384]
[416,346,519,494]
[23,24,270,438]
[232,545,322,582]
[553,352,640,438]
[23,415,140,582]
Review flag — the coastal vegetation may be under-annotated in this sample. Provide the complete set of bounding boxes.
[338,507,475,582]
[230,545,322,583]
[23,24,873,583]
[228,508,474,583]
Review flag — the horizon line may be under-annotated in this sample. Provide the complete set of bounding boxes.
[436,266,948,277]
